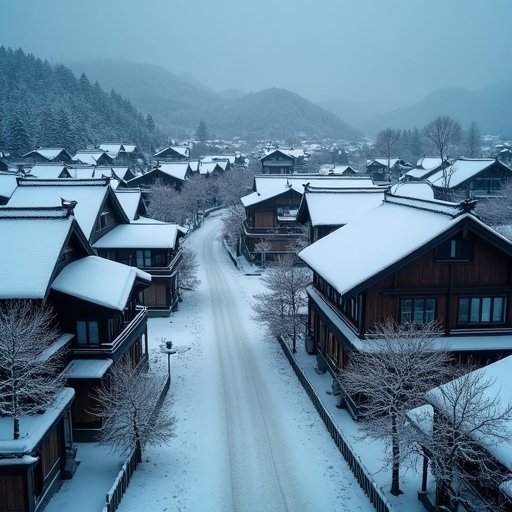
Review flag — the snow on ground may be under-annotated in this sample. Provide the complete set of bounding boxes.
[118,213,371,512]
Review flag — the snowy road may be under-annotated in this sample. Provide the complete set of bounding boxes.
[119,213,370,512]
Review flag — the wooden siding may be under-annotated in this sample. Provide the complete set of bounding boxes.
[0,474,26,512]
[143,281,167,307]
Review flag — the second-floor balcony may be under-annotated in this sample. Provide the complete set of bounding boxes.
[243,219,306,239]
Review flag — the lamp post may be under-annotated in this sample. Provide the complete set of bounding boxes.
[160,339,176,383]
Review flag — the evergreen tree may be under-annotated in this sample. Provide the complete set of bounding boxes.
[195,120,209,143]
[146,113,156,132]
[7,114,31,157]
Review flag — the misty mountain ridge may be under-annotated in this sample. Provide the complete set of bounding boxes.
[68,59,361,140]
[323,83,512,137]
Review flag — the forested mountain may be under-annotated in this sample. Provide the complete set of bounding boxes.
[69,59,361,140]
[343,84,512,137]
[0,47,163,157]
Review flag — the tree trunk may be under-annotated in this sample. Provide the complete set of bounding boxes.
[390,412,401,496]
[14,416,20,440]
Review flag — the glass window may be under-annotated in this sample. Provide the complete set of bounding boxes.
[437,236,472,261]
[76,321,87,345]
[76,320,100,345]
[400,298,436,324]
[136,250,152,267]
[458,297,505,325]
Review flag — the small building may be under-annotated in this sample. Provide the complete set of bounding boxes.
[318,164,359,176]
[23,147,72,164]
[27,163,72,179]
[153,145,190,161]
[261,148,308,174]
[72,149,114,167]
[127,162,191,191]
[367,158,411,183]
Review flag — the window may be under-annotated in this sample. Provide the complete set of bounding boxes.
[97,210,114,230]
[458,297,505,325]
[136,250,152,267]
[76,320,99,345]
[400,298,436,324]
[436,236,472,261]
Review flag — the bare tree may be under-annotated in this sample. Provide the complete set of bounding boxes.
[92,356,175,460]
[221,203,245,254]
[178,247,200,292]
[422,116,462,198]
[375,128,401,173]
[254,238,272,269]
[147,180,187,224]
[338,320,453,496]
[419,366,512,510]
[252,254,311,352]
[0,300,63,440]
[465,120,482,158]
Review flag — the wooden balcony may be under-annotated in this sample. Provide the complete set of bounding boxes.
[243,219,306,239]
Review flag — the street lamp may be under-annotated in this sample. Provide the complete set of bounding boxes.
[160,339,176,382]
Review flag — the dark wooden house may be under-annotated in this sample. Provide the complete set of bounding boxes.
[72,149,114,167]
[367,158,411,183]
[127,163,191,191]
[23,148,72,164]
[299,191,512,417]
[153,145,190,161]
[260,148,307,174]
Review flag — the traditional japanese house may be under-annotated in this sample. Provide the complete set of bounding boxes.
[296,183,384,243]
[299,189,512,417]
[402,156,446,182]
[260,148,308,174]
[27,163,72,179]
[98,143,140,164]
[318,164,360,176]
[23,148,72,164]
[72,149,114,166]
[127,162,191,191]
[367,158,411,184]
[153,145,190,161]
[241,175,375,262]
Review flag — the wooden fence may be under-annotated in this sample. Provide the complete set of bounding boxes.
[277,336,392,512]
[101,374,170,512]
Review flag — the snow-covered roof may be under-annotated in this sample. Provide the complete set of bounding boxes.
[64,359,113,379]
[242,175,376,208]
[99,143,124,154]
[299,193,470,297]
[0,208,74,299]
[0,388,74,454]
[67,164,96,179]
[93,223,184,250]
[197,160,228,174]
[426,356,512,471]
[368,158,400,167]
[123,144,137,153]
[390,182,435,201]
[155,162,190,181]
[8,178,112,239]
[0,172,18,199]
[72,150,112,165]
[302,188,385,226]
[96,166,131,181]
[154,146,189,158]
[23,148,68,161]
[29,163,70,179]
[115,189,142,220]
[263,148,306,160]
[428,158,498,189]
[318,165,359,175]
[51,255,151,310]
[202,155,236,165]
[416,157,443,170]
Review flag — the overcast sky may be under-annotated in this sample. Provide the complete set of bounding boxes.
[1,0,511,106]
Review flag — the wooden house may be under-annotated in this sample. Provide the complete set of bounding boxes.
[153,145,190,161]
[27,163,72,179]
[402,156,446,182]
[260,148,308,174]
[99,143,140,164]
[367,158,411,183]
[296,183,385,243]
[72,149,114,167]
[426,157,512,200]
[241,175,375,263]
[318,164,359,176]
[23,148,72,164]
[299,190,512,417]
[127,162,191,191]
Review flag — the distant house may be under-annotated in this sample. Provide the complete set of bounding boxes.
[299,189,512,417]
[261,148,308,174]
[296,183,385,243]
[241,175,375,262]
[318,164,359,176]
[127,162,191,191]
[367,158,411,183]
[402,156,447,182]
[23,147,72,164]
[426,157,512,199]
[153,145,190,161]
[99,143,140,164]
[27,163,72,179]
[72,149,114,166]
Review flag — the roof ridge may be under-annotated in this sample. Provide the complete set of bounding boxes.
[384,191,464,217]
[17,178,110,187]
[0,206,73,219]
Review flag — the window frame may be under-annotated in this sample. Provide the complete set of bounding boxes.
[76,320,100,345]
[400,297,437,324]
[458,296,506,325]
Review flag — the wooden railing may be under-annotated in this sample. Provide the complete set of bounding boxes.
[277,335,392,512]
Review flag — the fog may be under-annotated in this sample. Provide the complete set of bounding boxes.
[2,0,511,107]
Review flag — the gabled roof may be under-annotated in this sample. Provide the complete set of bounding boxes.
[367,158,401,168]
[51,255,151,310]
[299,192,507,298]
[23,148,71,162]
[99,143,125,154]
[8,178,128,239]
[154,146,190,158]
[261,148,306,161]
[152,162,190,181]
[0,171,18,200]
[72,149,113,165]
[297,186,385,226]
[428,158,509,189]
[404,157,445,180]
[29,163,71,179]
[114,188,145,220]
[93,223,185,250]
[201,155,236,165]
[243,175,377,208]
[197,160,228,174]
[318,164,359,176]
[0,207,87,299]
[389,181,435,201]
[67,164,96,179]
